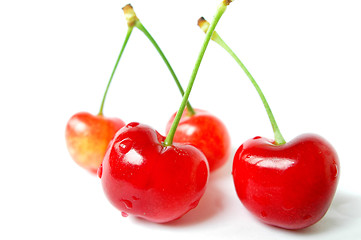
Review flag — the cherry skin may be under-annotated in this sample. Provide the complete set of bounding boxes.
[99,122,209,223]
[65,112,125,173]
[232,134,340,229]
[166,108,231,172]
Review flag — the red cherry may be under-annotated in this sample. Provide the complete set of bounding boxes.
[100,122,209,223]
[232,134,340,229]
[65,112,125,173]
[166,108,231,172]
[99,2,227,222]
[198,18,341,229]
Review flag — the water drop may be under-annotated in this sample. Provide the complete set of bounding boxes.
[121,199,133,209]
[114,138,133,155]
[97,164,103,178]
[189,200,200,209]
[331,163,339,180]
[121,212,128,217]
[126,122,140,128]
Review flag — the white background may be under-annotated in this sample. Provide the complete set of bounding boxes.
[1,0,361,239]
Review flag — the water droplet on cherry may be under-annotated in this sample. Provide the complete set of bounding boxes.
[261,211,268,218]
[97,164,103,178]
[121,199,133,209]
[114,138,133,155]
[121,212,128,217]
[126,122,140,128]
[189,200,200,209]
[331,163,339,180]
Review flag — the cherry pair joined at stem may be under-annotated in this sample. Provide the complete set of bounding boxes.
[198,18,340,229]
[99,1,232,223]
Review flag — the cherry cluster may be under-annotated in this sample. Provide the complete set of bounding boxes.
[65,1,340,230]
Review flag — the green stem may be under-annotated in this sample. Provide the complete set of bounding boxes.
[207,27,286,145]
[134,21,196,116]
[98,26,134,116]
[163,1,229,146]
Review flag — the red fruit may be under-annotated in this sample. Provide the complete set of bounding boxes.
[65,112,125,173]
[232,134,340,229]
[99,122,209,223]
[166,108,231,172]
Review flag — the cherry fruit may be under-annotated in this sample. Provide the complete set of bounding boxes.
[99,1,231,222]
[233,134,339,229]
[66,112,125,173]
[198,17,340,229]
[166,108,231,171]
[99,122,209,223]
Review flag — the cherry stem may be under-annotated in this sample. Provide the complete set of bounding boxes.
[197,18,286,145]
[135,22,196,116]
[98,26,134,116]
[122,4,195,116]
[163,0,231,146]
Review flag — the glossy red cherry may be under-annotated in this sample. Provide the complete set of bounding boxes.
[232,134,340,229]
[65,112,125,173]
[198,17,341,229]
[166,108,231,172]
[99,2,227,222]
[99,122,209,223]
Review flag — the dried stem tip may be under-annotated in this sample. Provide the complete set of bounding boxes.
[197,17,218,41]
[122,4,139,27]
[197,17,210,34]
